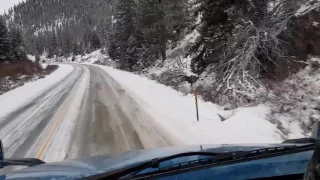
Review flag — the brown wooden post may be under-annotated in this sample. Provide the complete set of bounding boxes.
[194,90,199,122]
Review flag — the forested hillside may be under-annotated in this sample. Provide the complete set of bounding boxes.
[108,0,193,70]
[3,0,192,67]
[3,0,320,106]
[3,0,115,57]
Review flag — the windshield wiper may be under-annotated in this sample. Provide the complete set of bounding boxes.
[119,151,246,180]
[0,158,45,168]
[120,144,315,180]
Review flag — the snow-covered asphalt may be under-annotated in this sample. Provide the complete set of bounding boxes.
[0,64,172,173]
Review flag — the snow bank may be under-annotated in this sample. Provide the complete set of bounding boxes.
[42,49,114,66]
[96,65,283,144]
[75,50,102,64]
[0,64,74,119]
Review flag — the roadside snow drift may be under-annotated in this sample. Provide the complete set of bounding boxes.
[95,65,283,145]
[0,65,74,119]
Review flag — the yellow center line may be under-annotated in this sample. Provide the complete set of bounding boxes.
[36,66,83,160]
[36,99,71,160]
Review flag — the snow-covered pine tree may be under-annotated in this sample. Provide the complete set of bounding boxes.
[62,23,72,56]
[0,16,12,62]
[109,0,137,70]
[9,28,26,61]
[48,31,58,59]
[90,31,101,50]
[190,0,234,75]
[72,42,80,55]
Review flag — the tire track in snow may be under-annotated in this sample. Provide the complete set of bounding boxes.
[66,65,171,159]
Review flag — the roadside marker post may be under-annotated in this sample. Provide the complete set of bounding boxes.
[194,90,199,122]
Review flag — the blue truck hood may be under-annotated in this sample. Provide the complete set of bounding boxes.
[0,144,314,179]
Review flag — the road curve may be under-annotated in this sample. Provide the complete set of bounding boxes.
[0,64,172,174]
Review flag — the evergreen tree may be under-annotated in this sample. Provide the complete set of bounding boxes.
[82,24,92,53]
[190,0,235,74]
[108,33,120,60]
[135,0,164,62]
[164,0,191,43]
[0,16,12,62]
[63,23,71,56]
[9,28,26,60]
[109,0,137,70]
[48,31,58,58]
[72,42,80,55]
[90,31,101,50]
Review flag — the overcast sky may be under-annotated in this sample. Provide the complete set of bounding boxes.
[0,0,25,14]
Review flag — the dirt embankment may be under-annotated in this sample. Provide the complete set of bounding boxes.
[0,59,58,95]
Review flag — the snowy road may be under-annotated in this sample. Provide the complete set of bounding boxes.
[0,62,287,175]
[0,64,171,174]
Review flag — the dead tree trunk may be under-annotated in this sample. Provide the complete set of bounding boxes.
[158,0,167,62]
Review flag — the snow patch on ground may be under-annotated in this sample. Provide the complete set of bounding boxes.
[0,65,74,120]
[41,64,48,69]
[96,65,283,144]
[74,50,105,64]
[42,50,114,66]
[27,55,36,62]
[40,55,47,63]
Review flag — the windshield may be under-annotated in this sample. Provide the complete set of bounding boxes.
[0,0,319,179]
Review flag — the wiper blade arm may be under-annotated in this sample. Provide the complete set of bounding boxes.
[1,158,45,168]
[121,145,314,180]
[121,151,247,180]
